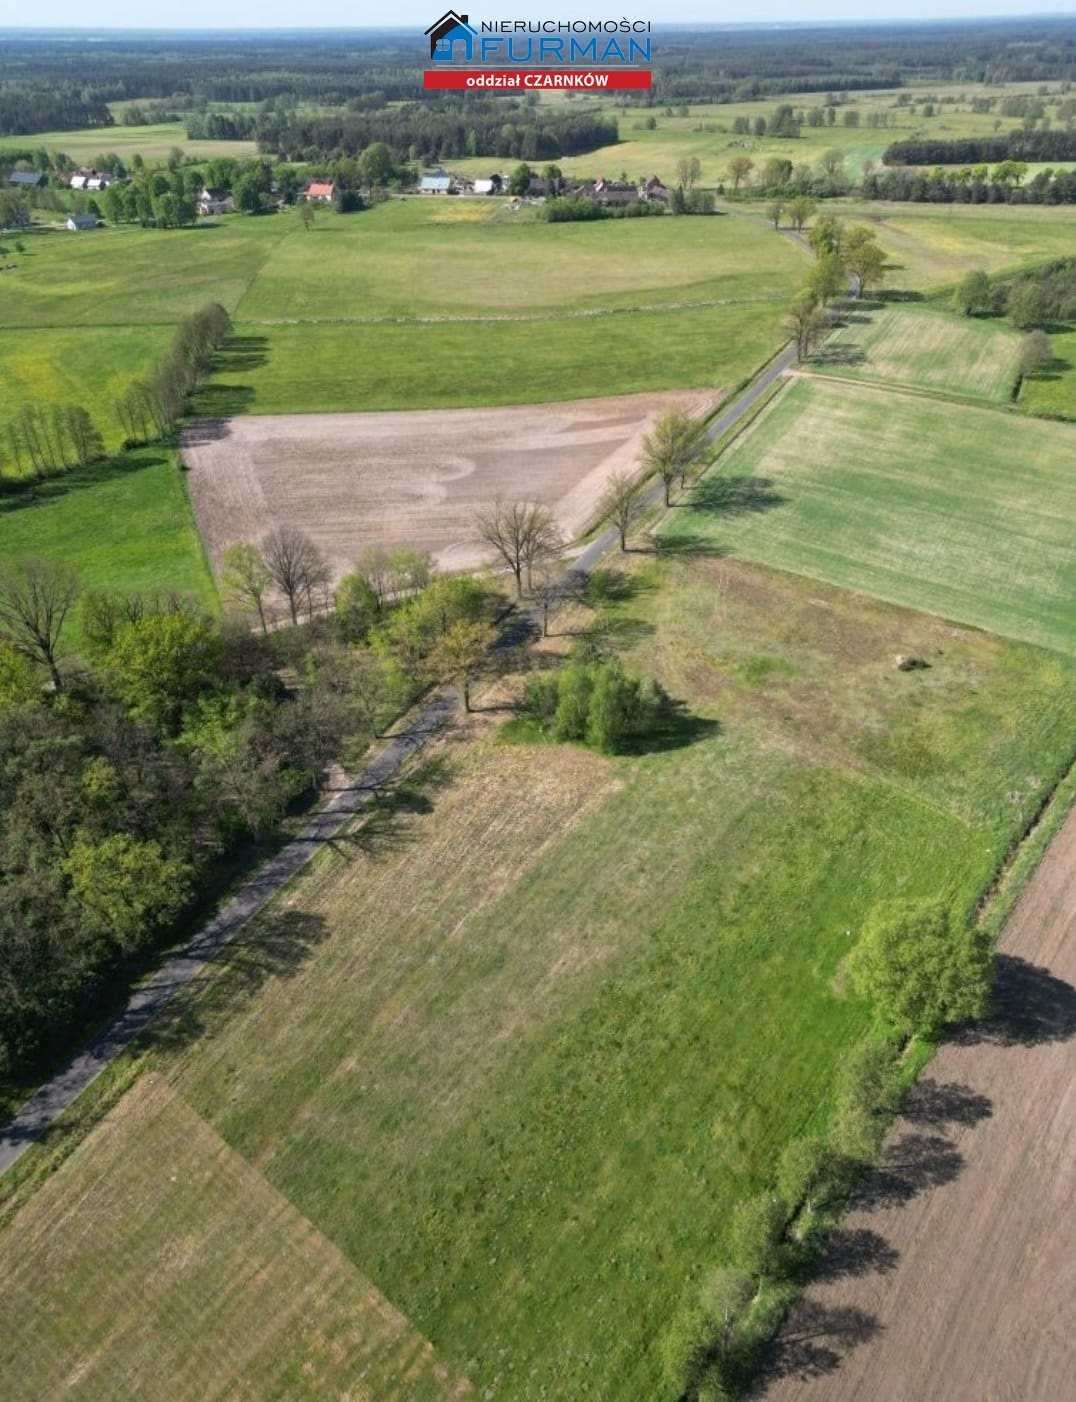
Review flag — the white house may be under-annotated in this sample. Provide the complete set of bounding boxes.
[66,213,98,231]
[473,175,503,195]
[419,168,454,195]
[198,186,234,215]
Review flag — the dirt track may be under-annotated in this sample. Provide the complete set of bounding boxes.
[182,391,717,581]
[757,803,1076,1402]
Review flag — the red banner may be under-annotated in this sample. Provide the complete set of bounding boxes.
[424,68,651,90]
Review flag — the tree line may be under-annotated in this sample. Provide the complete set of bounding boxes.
[115,302,232,447]
[884,128,1076,166]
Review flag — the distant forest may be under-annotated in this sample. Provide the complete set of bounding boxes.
[1,18,1075,158]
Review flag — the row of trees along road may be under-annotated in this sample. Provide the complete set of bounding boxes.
[783,214,887,358]
[0,540,508,1079]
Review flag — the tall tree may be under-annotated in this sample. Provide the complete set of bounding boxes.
[220,541,272,633]
[598,469,648,552]
[726,155,754,190]
[430,619,495,712]
[475,501,558,599]
[0,556,79,692]
[639,408,710,506]
[262,526,329,625]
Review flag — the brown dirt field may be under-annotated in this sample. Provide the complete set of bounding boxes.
[756,803,1076,1402]
[181,391,717,581]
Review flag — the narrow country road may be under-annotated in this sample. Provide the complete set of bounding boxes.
[0,337,796,1177]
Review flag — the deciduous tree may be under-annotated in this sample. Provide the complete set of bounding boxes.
[0,556,79,692]
[598,469,647,551]
[221,541,272,633]
[262,526,330,625]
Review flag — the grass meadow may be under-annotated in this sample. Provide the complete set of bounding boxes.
[2,552,1074,1396]
[812,303,1022,402]
[665,377,1076,655]
[0,451,215,651]
[1021,323,1076,420]
[7,119,258,162]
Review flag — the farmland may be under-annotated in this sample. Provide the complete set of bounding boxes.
[665,377,1076,655]
[811,304,1022,402]
[3,552,1074,1396]
[1021,324,1076,420]
[183,391,717,579]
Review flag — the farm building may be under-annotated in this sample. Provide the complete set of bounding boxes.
[8,171,45,188]
[419,169,454,194]
[305,180,335,202]
[198,187,234,215]
[69,169,118,190]
[643,175,670,202]
[473,175,503,195]
[66,213,98,231]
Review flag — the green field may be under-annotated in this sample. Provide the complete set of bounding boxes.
[3,550,1074,1396]
[7,119,258,162]
[0,451,215,651]
[1021,324,1076,420]
[665,377,1076,655]
[814,303,1022,401]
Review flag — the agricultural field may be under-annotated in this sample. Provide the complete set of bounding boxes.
[821,203,1076,292]
[811,304,1022,402]
[664,377,1076,655]
[3,548,1075,1397]
[12,119,258,162]
[453,82,1058,188]
[183,391,717,579]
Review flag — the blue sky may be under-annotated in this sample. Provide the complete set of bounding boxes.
[3,3,1073,29]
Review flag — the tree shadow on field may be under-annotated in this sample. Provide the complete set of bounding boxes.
[877,288,923,303]
[899,1078,993,1130]
[952,954,1076,1048]
[1024,352,1072,383]
[323,755,455,859]
[852,1131,965,1210]
[753,1300,882,1388]
[213,334,269,372]
[618,695,721,757]
[189,383,257,419]
[812,1226,900,1282]
[0,450,170,513]
[809,342,868,366]
[147,908,331,1055]
[648,533,730,560]
[689,474,785,518]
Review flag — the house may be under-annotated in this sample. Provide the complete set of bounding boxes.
[573,178,639,206]
[8,171,45,188]
[473,174,503,196]
[70,168,117,191]
[305,180,335,202]
[643,174,670,202]
[425,10,477,62]
[66,213,98,231]
[198,186,233,215]
[419,168,454,195]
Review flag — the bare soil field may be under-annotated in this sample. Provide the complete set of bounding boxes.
[182,391,717,579]
[756,802,1076,1402]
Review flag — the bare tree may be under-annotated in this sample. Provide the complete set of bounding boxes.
[475,501,559,599]
[262,526,329,626]
[531,562,561,638]
[220,541,272,633]
[676,156,701,190]
[0,556,79,692]
[598,469,648,552]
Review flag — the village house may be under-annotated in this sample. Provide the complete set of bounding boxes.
[198,186,234,215]
[643,175,670,202]
[573,177,640,207]
[473,174,503,195]
[69,168,118,191]
[304,180,336,202]
[8,171,45,189]
[66,213,98,231]
[419,168,454,194]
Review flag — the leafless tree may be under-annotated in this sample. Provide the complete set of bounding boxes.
[475,500,559,598]
[262,526,329,626]
[598,470,648,551]
[0,556,80,691]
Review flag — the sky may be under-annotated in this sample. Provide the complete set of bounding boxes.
[2,2,1074,30]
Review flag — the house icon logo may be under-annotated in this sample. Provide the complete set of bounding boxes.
[426,10,477,61]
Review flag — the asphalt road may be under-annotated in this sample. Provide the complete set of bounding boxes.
[0,340,796,1177]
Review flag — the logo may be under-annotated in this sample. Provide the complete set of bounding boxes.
[426,11,478,62]
[422,11,652,90]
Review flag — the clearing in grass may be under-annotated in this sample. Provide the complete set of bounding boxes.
[3,553,1073,1396]
[665,377,1076,655]
[811,303,1022,402]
